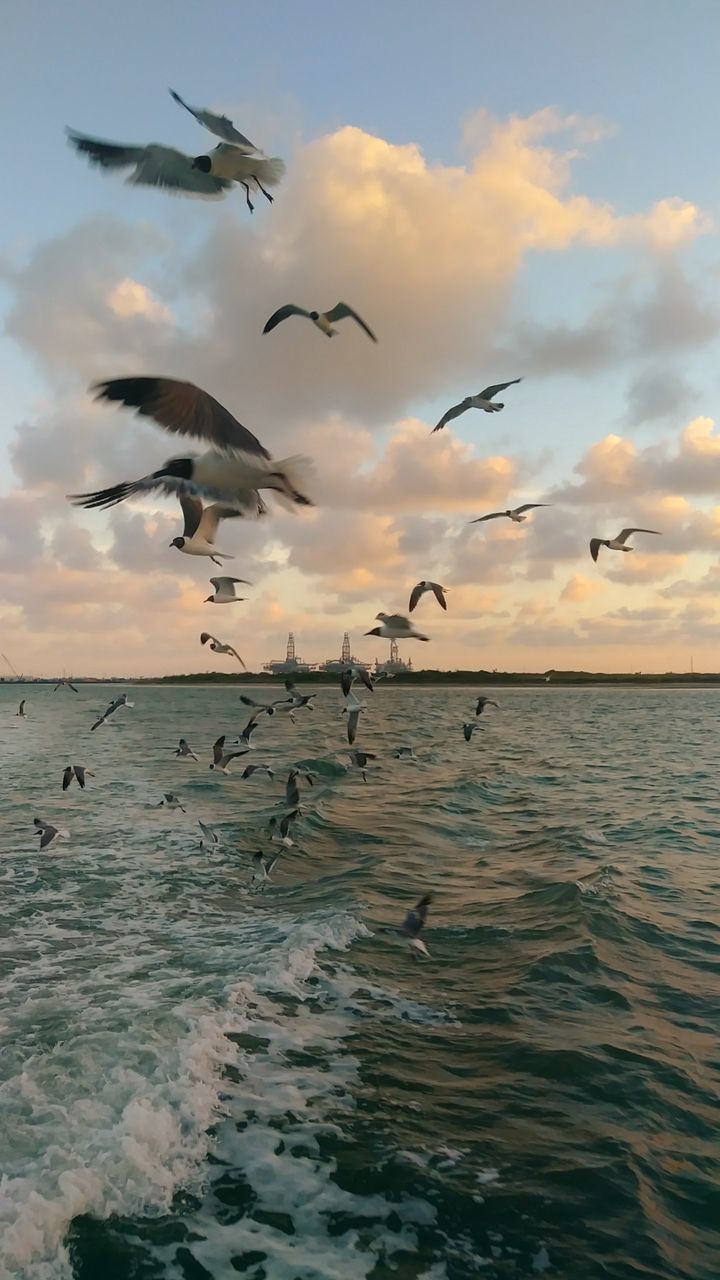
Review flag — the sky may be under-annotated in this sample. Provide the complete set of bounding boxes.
[2,0,720,677]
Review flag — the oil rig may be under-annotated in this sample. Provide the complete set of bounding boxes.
[264,632,412,676]
[263,632,313,676]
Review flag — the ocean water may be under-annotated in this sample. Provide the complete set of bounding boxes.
[1,682,719,1280]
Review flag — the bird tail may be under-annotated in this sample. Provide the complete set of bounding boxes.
[265,456,315,509]
[249,156,286,188]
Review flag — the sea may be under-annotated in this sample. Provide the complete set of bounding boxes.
[1,682,718,1280]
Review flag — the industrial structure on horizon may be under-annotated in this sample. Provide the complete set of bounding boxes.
[263,632,413,677]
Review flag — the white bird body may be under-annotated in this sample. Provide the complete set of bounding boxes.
[201,145,284,185]
[205,576,251,604]
[366,613,429,642]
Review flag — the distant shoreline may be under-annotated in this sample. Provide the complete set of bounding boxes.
[4,673,719,688]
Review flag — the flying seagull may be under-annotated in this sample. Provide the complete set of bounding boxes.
[284,679,317,710]
[200,633,246,667]
[91,693,134,732]
[54,678,78,693]
[475,697,499,716]
[590,527,661,563]
[157,793,186,811]
[67,376,314,516]
[463,722,481,742]
[347,749,377,783]
[432,380,522,433]
[174,738,199,761]
[340,664,374,697]
[33,818,70,850]
[397,893,433,958]
[250,850,279,890]
[169,88,260,151]
[204,576,250,604]
[16,700,26,717]
[198,819,221,848]
[365,613,429,641]
[372,670,395,683]
[242,763,275,781]
[209,735,248,774]
[284,767,314,808]
[62,765,93,790]
[393,746,416,760]
[67,129,232,199]
[470,504,550,525]
[234,715,261,750]
[171,494,264,567]
[269,808,300,846]
[408,581,447,613]
[238,693,285,716]
[263,302,377,343]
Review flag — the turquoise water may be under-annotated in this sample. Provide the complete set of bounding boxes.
[1,683,719,1280]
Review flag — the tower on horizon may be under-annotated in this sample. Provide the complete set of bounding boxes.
[341,632,352,664]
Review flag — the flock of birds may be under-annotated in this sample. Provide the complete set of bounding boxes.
[16,89,668,956]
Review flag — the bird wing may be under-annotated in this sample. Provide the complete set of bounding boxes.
[431,583,447,610]
[74,766,87,789]
[200,632,217,646]
[616,527,662,543]
[463,724,473,740]
[212,735,226,764]
[62,767,73,791]
[67,129,148,171]
[209,576,251,590]
[340,670,353,697]
[90,714,106,732]
[408,583,425,613]
[196,502,246,543]
[346,708,360,745]
[39,826,57,849]
[324,303,377,342]
[228,647,246,669]
[284,679,298,695]
[431,401,467,433]
[92,377,271,458]
[383,614,411,630]
[514,503,550,514]
[401,894,432,937]
[469,512,504,523]
[589,538,602,562]
[240,716,259,740]
[356,666,374,692]
[478,378,522,400]
[220,750,246,767]
[168,89,259,150]
[263,304,310,334]
[179,493,204,538]
[68,682,79,693]
[68,474,195,511]
[198,819,218,843]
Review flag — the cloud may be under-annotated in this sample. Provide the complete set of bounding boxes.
[560,574,605,603]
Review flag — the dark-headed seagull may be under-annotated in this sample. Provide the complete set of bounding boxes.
[67,376,314,515]
[341,664,374,697]
[284,679,317,710]
[200,632,246,667]
[171,494,264,567]
[398,893,433,958]
[91,692,134,732]
[242,763,275,781]
[263,302,377,343]
[157,793,186,812]
[209,735,248,774]
[204,577,250,605]
[590,527,661,563]
[16,700,26,717]
[470,503,550,525]
[269,809,300,846]
[62,765,93,790]
[342,691,365,746]
[347,749,376,782]
[174,738,199,761]
[463,722,481,742]
[198,819,221,848]
[34,818,69,850]
[250,850,279,890]
[365,613,429,641]
[54,678,78,693]
[432,380,521,433]
[408,581,447,613]
[475,697,499,716]
[192,147,285,213]
[393,746,416,760]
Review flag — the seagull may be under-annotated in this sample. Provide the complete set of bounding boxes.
[393,747,416,760]
[470,503,550,525]
[284,679,317,709]
[242,763,275,781]
[340,664,374,697]
[157,793,186,811]
[269,809,299,847]
[192,147,285,212]
[347,749,377,783]
[204,576,250,604]
[365,613,429,641]
[342,691,366,746]
[54,678,79,693]
[463,722,481,742]
[62,765,93,790]
[67,376,314,516]
[67,129,232,198]
[263,302,377,343]
[200,633,246,667]
[398,893,433,958]
[432,380,522,433]
[475,697,499,716]
[198,819,221,848]
[590,527,662,562]
[238,693,285,716]
[234,716,261,750]
[372,670,396,683]
[33,818,70,850]
[209,735,248,774]
[90,692,134,731]
[250,850,279,890]
[284,767,314,808]
[171,494,264,567]
[169,88,261,151]
[16,700,26,717]
[174,738,199,761]
[408,582,447,613]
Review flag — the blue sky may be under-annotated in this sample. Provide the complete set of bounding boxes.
[2,1,720,674]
